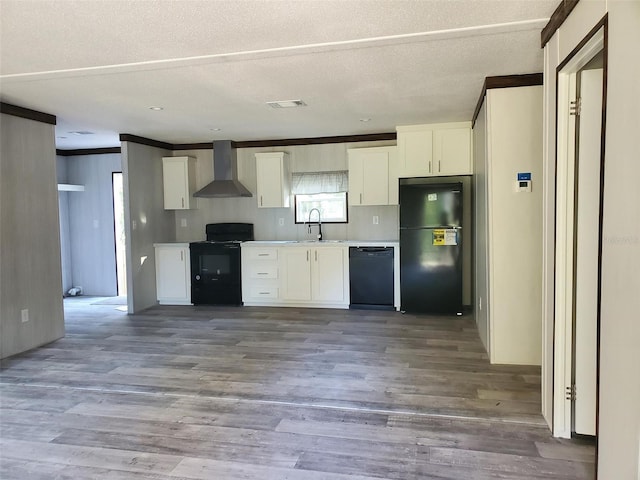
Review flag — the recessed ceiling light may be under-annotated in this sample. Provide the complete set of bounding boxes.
[149,106,163,111]
[210,128,221,131]
[267,99,307,109]
[68,131,94,135]
[359,118,371,122]
[57,136,68,139]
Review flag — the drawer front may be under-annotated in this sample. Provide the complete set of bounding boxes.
[249,264,278,279]
[250,286,279,299]
[247,248,278,260]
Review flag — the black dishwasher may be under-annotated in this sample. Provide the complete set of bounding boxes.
[349,247,394,310]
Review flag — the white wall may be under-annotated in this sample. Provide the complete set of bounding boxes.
[542,1,640,477]
[59,153,122,296]
[57,157,73,294]
[121,142,175,313]
[1,113,64,359]
[473,101,489,351]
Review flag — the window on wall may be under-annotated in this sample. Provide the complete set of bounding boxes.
[292,171,348,224]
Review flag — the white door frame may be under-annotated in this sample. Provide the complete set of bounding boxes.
[553,28,605,439]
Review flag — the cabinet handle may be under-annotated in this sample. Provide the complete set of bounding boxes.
[315,251,318,261]
[181,197,185,208]
[258,253,269,256]
[359,193,362,204]
[180,250,183,261]
[306,251,309,262]
[257,272,268,275]
[438,160,441,172]
[260,196,263,206]
[428,161,432,173]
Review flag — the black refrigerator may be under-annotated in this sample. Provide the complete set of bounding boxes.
[399,181,463,314]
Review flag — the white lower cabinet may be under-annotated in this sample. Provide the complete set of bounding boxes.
[241,247,281,304]
[154,244,191,305]
[311,247,345,303]
[281,248,312,301]
[242,244,348,308]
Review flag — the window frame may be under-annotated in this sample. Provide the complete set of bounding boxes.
[293,192,349,225]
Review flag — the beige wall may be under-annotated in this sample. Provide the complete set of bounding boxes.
[1,113,64,359]
[542,1,640,478]
[121,141,175,313]
[473,101,489,351]
[474,86,543,366]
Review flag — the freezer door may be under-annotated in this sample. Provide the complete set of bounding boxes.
[400,228,462,313]
[399,183,462,228]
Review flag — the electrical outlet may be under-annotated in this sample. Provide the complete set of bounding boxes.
[21,309,29,323]
[373,215,379,225]
[278,218,284,226]
[181,218,187,227]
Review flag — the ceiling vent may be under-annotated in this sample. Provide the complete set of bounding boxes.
[267,99,307,109]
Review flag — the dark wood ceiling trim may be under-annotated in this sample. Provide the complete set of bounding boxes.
[541,0,580,48]
[0,102,56,125]
[119,134,173,150]
[172,142,215,151]
[56,147,122,156]
[233,132,396,149]
[472,73,544,128]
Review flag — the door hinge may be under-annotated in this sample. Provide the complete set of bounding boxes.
[569,98,581,116]
[565,384,576,401]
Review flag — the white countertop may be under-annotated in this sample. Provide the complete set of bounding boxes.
[243,240,399,248]
[153,242,190,248]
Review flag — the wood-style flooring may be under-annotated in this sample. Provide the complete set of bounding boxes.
[0,298,595,479]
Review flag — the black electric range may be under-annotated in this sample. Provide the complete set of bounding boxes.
[189,223,254,305]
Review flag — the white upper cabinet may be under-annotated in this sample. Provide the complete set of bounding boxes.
[348,146,398,206]
[434,127,472,175]
[255,152,290,208]
[397,122,472,177]
[397,127,434,177]
[162,156,196,209]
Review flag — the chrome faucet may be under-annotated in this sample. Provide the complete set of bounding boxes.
[307,208,323,241]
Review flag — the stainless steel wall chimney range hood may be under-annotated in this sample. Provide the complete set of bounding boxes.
[193,140,252,198]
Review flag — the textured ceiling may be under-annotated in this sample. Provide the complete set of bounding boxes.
[0,0,557,148]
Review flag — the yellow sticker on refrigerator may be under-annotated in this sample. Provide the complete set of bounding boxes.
[433,228,458,246]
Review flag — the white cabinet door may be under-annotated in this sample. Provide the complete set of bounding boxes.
[256,152,290,208]
[434,127,472,175]
[281,248,311,301]
[398,128,433,177]
[155,246,190,303]
[348,148,390,206]
[162,157,196,209]
[311,248,345,303]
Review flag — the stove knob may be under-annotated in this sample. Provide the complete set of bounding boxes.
[195,275,201,280]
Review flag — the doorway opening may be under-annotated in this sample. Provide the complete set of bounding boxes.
[553,19,607,466]
[112,172,127,297]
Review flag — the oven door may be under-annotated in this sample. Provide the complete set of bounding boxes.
[190,243,241,305]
